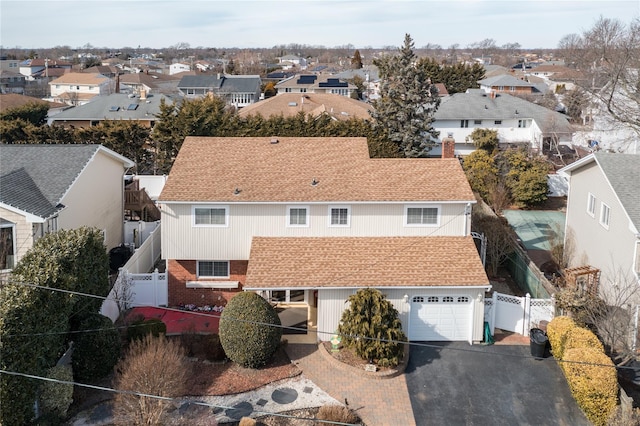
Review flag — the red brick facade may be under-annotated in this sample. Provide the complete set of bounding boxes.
[167,259,248,307]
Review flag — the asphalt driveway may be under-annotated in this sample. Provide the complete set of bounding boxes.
[405,342,590,426]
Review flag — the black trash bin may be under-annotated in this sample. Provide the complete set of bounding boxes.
[530,328,548,359]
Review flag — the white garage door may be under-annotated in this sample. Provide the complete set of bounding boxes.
[409,294,472,341]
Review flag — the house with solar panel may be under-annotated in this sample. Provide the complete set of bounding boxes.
[158,136,491,344]
[0,145,134,272]
[275,74,356,98]
[430,90,573,156]
[177,74,261,108]
[47,92,175,128]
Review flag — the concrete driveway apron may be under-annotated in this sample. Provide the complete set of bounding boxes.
[405,342,590,426]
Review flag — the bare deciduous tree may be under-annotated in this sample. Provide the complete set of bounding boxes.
[113,335,188,425]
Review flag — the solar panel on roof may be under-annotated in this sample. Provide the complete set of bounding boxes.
[296,75,317,84]
[127,104,139,111]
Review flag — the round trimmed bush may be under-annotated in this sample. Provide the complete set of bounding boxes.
[127,318,167,342]
[72,313,121,381]
[219,292,282,368]
[546,316,576,360]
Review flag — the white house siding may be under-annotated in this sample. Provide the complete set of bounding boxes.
[434,119,538,146]
[57,152,127,250]
[160,202,469,260]
[317,287,485,342]
[565,161,637,294]
[0,207,33,268]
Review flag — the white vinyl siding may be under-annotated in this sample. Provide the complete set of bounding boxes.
[287,206,309,227]
[405,205,440,226]
[328,206,350,227]
[161,203,468,260]
[587,193,596,217]
[197,260,229,278]
[193,206,228,227]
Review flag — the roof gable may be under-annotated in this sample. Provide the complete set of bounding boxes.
[0,145,133,219]
[159,137,475,203]
[237,93,373,120]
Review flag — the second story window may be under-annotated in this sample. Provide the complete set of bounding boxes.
[460,120,469,128]
[329,206,350,227]
[287,206,309,227]
[587,193,596,217]
[599,203,611,229]
[405,205,440,226]
[193,206,228,227]
[494,120,502,125]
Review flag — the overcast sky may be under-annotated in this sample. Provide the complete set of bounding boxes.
[1,1,638,50]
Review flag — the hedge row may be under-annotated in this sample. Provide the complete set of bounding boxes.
[546,316,617,426]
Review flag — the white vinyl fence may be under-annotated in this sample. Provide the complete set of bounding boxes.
[484,292,555,336]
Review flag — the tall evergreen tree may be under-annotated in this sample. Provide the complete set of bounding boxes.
[351,49,363,69]
[371,34,440,157]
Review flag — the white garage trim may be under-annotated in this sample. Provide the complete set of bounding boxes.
[408,293,474,343]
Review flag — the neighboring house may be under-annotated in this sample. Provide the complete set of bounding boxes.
[431,90,573,156]
[0,93,67,117]
[169,63,191,75]
[0,57,20,72]
[278,55,307,70]
[334,66,381,101]
[177,74,261,107]
[478,74,542,96]
[275,74,356,98]
[48,72,113,106]
[237,93,373,121]
[559,153,640,302]
[118,71,181,95]
[0,70,26,94]
[82,65,122,78]
[19,58,73,81]
[47,92,175,128]
[0,145,134,271]
[158,136,490,343]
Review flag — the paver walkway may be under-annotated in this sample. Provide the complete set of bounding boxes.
[286,343,416,426]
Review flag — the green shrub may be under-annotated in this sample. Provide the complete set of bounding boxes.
[562,347,617,426]
[127,318,167,342]
[219,292,282,368]
[72,313,121,381]
[338,288,407,367]
[546,316,577,360]
[40,365,74,419]
[564,326,604,354]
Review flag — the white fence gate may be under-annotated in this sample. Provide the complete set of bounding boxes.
[484,292,555,336]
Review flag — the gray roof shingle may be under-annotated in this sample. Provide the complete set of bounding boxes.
[177,74,261,93]
[49,93,175,122]
[0,145,121,219]
[594,152,640,229]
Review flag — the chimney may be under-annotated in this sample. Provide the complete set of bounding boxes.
[442,133,456,159]
[140,89,146,100]
[115,73,120,94]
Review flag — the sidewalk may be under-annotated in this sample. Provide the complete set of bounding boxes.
[285,341,416,426]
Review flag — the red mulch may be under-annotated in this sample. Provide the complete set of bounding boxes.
[126,307,220,335]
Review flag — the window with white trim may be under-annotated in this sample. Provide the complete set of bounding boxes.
[197,261,229,278]
[460,120,469,128]
[287,206,309,227]
[0,221,16,270]
[587,193,596,217]
[193,206,228,226]
[599,203,611,229]
[405,205,440,226]
[329,206,350,227]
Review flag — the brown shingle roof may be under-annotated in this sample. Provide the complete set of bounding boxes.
[49,72,111,85]
[245,236,489,288]
[238,93,373,121]
[158,137,475,203]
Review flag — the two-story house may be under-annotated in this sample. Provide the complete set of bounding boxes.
[275,74,356,98]
[158,136,490,343]
[431,90,573,156]
[177,74,261,108]
[278,55,308,70]
[0,145,134,272]
[48,72,113,106]
[478,74,544,96]
[559,153,640,302]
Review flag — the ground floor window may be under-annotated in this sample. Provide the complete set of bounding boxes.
[267,290,305,303]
